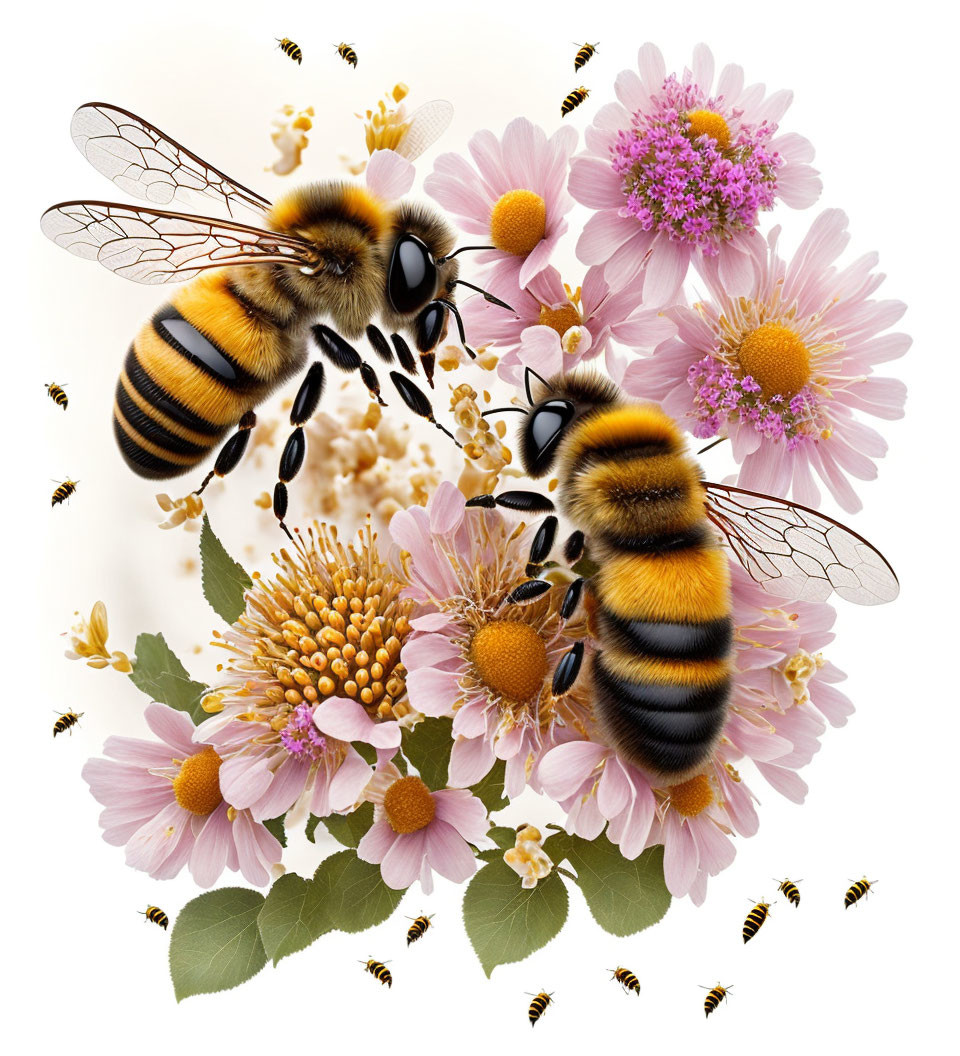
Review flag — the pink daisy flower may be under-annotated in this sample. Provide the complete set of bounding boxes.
[570,42,821,305]
[623,209,909,511]
[81,703,282,887]
[424,117,576,289]
[356,762,492,892]
[389,481,592,798]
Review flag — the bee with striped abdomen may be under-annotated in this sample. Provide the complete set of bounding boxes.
[276,37,303,64]
[470,370,899,782]
[776,878,801,907]
[46,382,68,409]
[53,710,83,737]
[141,905,169,930]
[336,42,358,68]
[845,877,875,909]
[527,991,554,1026]
[42,102,508,537]
[51,479,78,507]
[742,899,771,943]
[610,967,640,995]
[361,958,392,987]
[701,982,732,1018]
[406,913,433,946]
[561,87,590,117]
[573,42,598,71]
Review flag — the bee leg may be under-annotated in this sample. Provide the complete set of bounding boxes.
[414,301,449,388]
[389,371,462,449]
[195,410,257,496]
[272,361,326,540]
[563,530,585,565]
[311,325,386,405]
[435,298,478,361]
[559,577,585,621]
[525,515,558,577]
[552,641,584,695]
[465,490,556,514]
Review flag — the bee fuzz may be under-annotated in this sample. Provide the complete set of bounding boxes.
[504,825,553,889]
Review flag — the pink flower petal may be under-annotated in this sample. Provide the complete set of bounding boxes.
[424,819,478,883]
[379,829,426,889]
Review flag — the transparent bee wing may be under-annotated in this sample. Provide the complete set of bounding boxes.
[40,200,313,285]
[395,100,454,161]
[703,482,899,606]
[70,102,272,219]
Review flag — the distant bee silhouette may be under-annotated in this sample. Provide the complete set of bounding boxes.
[336,42,358,68]
[742,899,771,943]
[53,710,83,737]
[610,967,640,995]
[141,905,169,930]
[406,914,433,946]
[51,479,78,507]
[776,878,801,907]
[845,877,876,909]
[561,87,589,117]
[527,991,554,1026]
[276,38,302,64]
[46,382,68,409]
[362,958,392,987]
[701,983,732,1018]
[573,41,599,71]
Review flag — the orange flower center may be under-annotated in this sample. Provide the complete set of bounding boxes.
[737,322,811,400]
[470,621,548,702]
[172,746,223,816]
[383,776,436,834]
[686,109,731,149]
[668,774,713,817]
[538,302,582,337]
[490,190,547,256]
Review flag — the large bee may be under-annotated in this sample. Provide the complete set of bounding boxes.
[141,905,169,930]
[46,382,68,409]
[53,710,83,737]
[701,982,732,1018]
[844,877,875,909]
[561,87,590,117]
[471,371,899,782]
[742,899,771,943]
[276,38,303,64]
[41,102,505,536]
[610,967,640,995]
[362,958,392,987]
[51,479,78,507]
[527,991,554,1026]
[776,878,801,907]
[406,913,433,946]
[336,42,358,68]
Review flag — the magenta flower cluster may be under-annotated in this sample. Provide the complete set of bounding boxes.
[279,702,327,760]
[687,354,820,449]
[611,76,782,254]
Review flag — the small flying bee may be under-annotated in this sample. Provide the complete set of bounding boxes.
[42,102,508,537]
[573,42,599,71]
[46,382,68,409]
[53,710,84,737]
[844,877,876,909]
[610,967,640,995]
[141,905,169,930]
[776,878,801,907]
[276,37,303,64]
[361,958,392,987]
[51,479,78,507]
[470,370,899,783]
[561,87,590,117]
[336,42,358,68]
[742,899,771,943]
[406,913,433,946]
[527,991,554,1026]
[701,983,732,1018]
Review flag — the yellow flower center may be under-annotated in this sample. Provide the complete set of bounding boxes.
[668,774,713,817]
[172,746,224,816]
[490,190,547,256]
[470,621,548,702]
[737,322,811,400]
[538,302,582,337]
[686,109,731,149]
[383,776,436,834]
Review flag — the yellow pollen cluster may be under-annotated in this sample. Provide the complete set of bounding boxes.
[155,491,204,530]
[172,746,224,816]
[489,190,547,256]
[383,776,436,834]
[470,621,548,702]
[539,301,582,337]
[686,109,731,149]
[65,601,132,672]
[668,774,714,817]
[737,322,812,400]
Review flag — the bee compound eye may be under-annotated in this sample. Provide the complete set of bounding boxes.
[388,234,438,315]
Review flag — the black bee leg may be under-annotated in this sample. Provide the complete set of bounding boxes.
[552,641,584,696]
[559,577,585,622]
[465,490,556,514]
[413,302,445,388]
[390,333,419,376]
[389,371,462,450]
[311,324,386,405]
[273,361,326,540]
[196,410,257,496]
[563,530,585,565]
[525,515,558,577]
[436,298,477,361]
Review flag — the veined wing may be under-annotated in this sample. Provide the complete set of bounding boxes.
[395,100,454,161]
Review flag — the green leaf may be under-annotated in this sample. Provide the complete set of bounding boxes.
[570,555,599,579]
[200,515,252,624]
[313,849,405,933]
[305,815,322,844]
[401,716,453,791]
[262,815,286,848]
[544,834,671,937]
[129,632,207,724]
[169,888,267,1001]
[257,873,331,965]
[488,825,517,849]
[320,802,374,848]
[351,740,377,766]
[470,759,509,812]
[462,858,568,977]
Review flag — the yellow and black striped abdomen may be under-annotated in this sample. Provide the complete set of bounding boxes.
[613,967,640,994]
[407,916,431,945]
[574,43,596,71]
[845,879,872,908]
[742,901,769,943]
[778,879,800,906]
[52,480,77,506]
[278,38,302,63]
[704,985,727,1017]
[528,992,552,1025]
[365,960,391,987]
[114,271,295,479]
[145,905,169,929]
[53,711,80,736]
[337,43,357,67]
[47,383,68,409]
[561,87,589,116]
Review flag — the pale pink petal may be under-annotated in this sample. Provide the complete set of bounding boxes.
[379,829,426,889]
[424,819,478,883]
[189,806,233,887]
[357,818,398,864]
[433,788,491,843]
[365,149,415,200]
[405,666,462,717]
[314,697,401,749]
[429,480,465,535]
[661,814,699,897]
[448,734,497,787]
[538,741,608,800]
[144,703,196,755]
[327,746,372,811]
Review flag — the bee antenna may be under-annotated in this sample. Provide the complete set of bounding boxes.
[437,298,476,359]
[697,436,727,455]
[481,406,528,417]
[436,245,496,264]
[451,280,515,313]
[524,365,549,406]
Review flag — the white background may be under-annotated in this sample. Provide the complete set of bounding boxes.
[3,0,954,1052]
